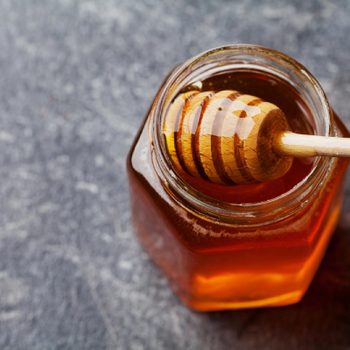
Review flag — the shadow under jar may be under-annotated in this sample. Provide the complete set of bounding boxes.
[127,45,349,311]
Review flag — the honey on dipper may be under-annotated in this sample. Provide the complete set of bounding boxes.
[127,45,350,310]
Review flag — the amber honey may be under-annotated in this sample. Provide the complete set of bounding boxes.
[127,45,349,310]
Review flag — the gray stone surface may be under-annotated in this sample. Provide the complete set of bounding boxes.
[1,0,350,349]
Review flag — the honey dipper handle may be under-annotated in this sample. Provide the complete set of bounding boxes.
[275,131,350,158]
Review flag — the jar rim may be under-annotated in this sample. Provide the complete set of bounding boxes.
[151,44,335,226]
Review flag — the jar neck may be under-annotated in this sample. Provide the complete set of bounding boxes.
[150,45,335,227]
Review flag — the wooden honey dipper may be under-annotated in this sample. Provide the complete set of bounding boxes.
[163,89,350,185]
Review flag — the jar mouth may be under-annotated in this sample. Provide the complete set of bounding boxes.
[151,44,334,226]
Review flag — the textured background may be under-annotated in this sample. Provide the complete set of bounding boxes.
[1,0,350,349]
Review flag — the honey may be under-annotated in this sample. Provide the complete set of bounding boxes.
[127,45,349,310]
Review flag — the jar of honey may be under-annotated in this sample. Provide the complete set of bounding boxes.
[127,45,349,311]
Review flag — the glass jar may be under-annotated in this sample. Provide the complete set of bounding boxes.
[127,45,349,311]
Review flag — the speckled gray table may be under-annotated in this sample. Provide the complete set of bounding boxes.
[1,1,350,349]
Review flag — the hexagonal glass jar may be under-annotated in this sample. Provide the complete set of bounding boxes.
[127,45,349,311]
